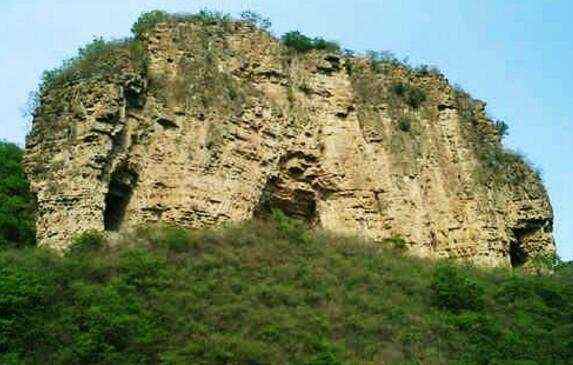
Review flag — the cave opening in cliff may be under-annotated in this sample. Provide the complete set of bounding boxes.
[104,167,138,232]
[255,176,319,225]
[509,236,528,268]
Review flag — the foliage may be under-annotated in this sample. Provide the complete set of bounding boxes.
[131,10,171,38]
[271,209,310,245]
[240,11,272,30]
[477,147,534,184]
[0,141,35,248]
[432,263,485,312]
[367,50,410,74]
[398,115,413,132]
[68,230,106,255]
[132,9,232,39]
[494,119,510,138]
[0,220,571,364]
[39,37,146,93]
[391,82,408,96]
[281,31,340,53]
[529,252,564,272]
[383,235,408,250]
[415,64,443,77]
[390,82,426,109]
[406,87,427,109]
[180,9,232,25]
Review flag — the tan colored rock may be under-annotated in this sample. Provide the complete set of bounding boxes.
[24,21,554,267]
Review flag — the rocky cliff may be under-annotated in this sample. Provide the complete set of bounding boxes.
[24,16,555,266]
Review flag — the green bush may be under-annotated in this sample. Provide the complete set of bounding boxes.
[282,31,340,53]
[398,116,412,132]
[390,82,426,109]
[494,119,509,138]
[0,141,35,248]
[68,230,106,255]
[240,11,272,30]
[432,263,485,312]
[271,208,310,244]
[156,225,193,252]
[406,87,426,109]
[391,82,408,96]
[131,10,171,38]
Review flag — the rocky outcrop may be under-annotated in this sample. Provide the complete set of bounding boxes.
[24,20,554,266]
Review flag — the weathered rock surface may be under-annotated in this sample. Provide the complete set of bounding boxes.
[24,21,554,266]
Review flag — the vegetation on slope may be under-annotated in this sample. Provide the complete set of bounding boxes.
[0,141,35,247]
[1,212,571,364]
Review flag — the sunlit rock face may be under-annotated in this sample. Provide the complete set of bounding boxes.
[24,20,554,267]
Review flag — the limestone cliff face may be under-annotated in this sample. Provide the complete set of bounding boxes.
[24,20,554,266]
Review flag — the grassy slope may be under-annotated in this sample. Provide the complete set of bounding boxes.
[1,215,571,365]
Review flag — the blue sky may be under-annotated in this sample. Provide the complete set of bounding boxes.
[0,0,571,259]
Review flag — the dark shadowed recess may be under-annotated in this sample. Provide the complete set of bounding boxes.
[104,166,138,231]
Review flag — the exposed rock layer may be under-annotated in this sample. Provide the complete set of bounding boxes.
[25,21,554,266]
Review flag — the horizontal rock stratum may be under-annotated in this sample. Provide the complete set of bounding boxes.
[24,15,555,266]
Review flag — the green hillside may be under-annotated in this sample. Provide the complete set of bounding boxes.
[1,212,571,364]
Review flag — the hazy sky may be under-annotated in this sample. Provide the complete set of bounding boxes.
[0,0,571,259]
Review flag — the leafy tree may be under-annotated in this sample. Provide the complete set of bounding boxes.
[0,141,35,247]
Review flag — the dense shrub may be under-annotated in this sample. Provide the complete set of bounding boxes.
[432,263,485,311]
[0,141,35,248]
[68,230,106,255]
[281,31,340,53]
